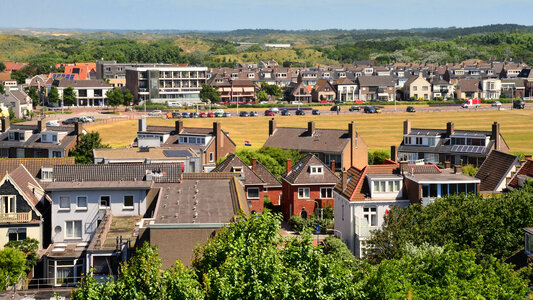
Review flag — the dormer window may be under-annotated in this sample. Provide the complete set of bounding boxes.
[231,167,243,174]
[41,167,53,181]
[310,166,323,174]
[8,131,25,141]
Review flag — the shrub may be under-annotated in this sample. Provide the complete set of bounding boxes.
[288,215,307,232]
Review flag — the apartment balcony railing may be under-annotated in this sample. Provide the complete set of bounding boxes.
[0,211,32,223]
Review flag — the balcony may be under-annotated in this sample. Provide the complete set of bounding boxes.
[0,211,32,223]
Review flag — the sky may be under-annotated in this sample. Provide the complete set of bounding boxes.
[0,0,531,31]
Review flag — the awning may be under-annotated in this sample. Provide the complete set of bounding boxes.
[232,88,243,92]
[243,87,255,92]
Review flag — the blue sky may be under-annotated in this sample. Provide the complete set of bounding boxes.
[0,0,530,31]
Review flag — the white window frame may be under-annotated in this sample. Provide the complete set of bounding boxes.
[363,206,378,227]
[59,196,70,210]
[1,195,16,213]
[123,195,134,209]
[310,166,323,174]
[298,188,310,199]
[76,196,87,211]
[99,195,111,209]
[65,220,82,239]
[41,167,53,181]
[247,187,260,200]
[320,187,333,199]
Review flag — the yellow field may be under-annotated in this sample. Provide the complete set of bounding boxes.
[86,109,533,154]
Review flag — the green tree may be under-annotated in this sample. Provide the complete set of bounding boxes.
[48,86,60,105]
[105,88,124,110]
[368,149,390,165]
[260,82,283,99]
[462,164,478,176]
[4,238,39,272]
[63,86,77,106]
[0,62,5,72]
[257,90,268,102]
[27,87,40,108]
[123,89,134,105]
[0,247,26,291]
[363,243,530,299]
[70,132,109,164]
[0,84,5,95]
[199,84,221,103]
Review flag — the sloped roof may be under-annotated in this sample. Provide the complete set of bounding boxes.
[475,150,521,192]
[282,154,338,185]
[254,161,281,187]
[8,165,44,206]
[0,157,75,178]
[264,126,352,153]
[335,164,400,201]
[458,79,480,92]
[212,154,265,185]
[508,159,533,189]
[52,164,181,183]
[356,75,394,87]
[0,124,78,150]
[333,77,354,85]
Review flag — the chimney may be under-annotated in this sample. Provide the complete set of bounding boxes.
[390,145,397,162]
[399,161,408,175]
[348,121,357,167]
[307,121,315,136]
[286,158,292,173]
[1,117,10,132]
[74,121,83,141]
[175,120,183,134]
[444,161,451,169]
[138,118,147,132]
[330,160,335,173]
[492,122,500,151]
[37,120,45,133]
[213,122,223,161]
[341,168,347,191]
[403,120,411,135]
[252,158,257,172]
[525,154,532,161]
[446,122,454,137]
[268,118,276,136]
[454,164,462,174]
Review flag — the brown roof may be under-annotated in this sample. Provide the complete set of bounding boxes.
[254,161,281,187]
[400,164,442,175]
[212,154,265,185]
[282,154,339,185]
[93,147,197,160]
[53,164,182,183]
[335,164,399,201]
[475,150,521,192]
[8,165,44,206]
[0,157,75,178]
[356,75,394,87]
[264,126,351,153]
[313,78,335,92]
[458,79,480,92]
[508,159,533,189]
[333,77,354,85]
[53,78,111,88]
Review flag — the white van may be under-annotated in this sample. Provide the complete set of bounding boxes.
[167,101,182,108]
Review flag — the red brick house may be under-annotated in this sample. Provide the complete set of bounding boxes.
[281,154,339,220]
[212,154,282,213]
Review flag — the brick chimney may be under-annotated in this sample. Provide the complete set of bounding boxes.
[446,122,454,137]
[138,118,147,132]
[37,120,45,133]
[74,121,83,142]
[492,122,500,150]
[252,158,257,172]
[269,118,276,136]
[341,168,347,191]
[1,117,10,132]
[286,158,292,173]
[175,120,183,134]
[399,161,408,175]
[348,121,357,167]
[454,164,462,174]
[444,161,451,169]
[307,121,315,136]
[390,145,397,162]
[330,160,335,173]
[213,122,223,160]
[403,120,411,135]
[525,154,532,161]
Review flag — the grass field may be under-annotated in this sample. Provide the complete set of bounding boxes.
[86,109,533,154]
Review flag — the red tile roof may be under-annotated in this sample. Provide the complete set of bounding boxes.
[3,62,29,71]
[508,159,533,189]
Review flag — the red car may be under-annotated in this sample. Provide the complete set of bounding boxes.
[264,110,275,116]
[207,112,216,118]
[199,112,207,118]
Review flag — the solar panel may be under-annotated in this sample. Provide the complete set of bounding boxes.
[451,145,485,153]
[163,150,193,157]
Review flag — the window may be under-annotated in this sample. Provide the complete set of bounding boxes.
[1,195,16,213]
[65,221,82,239]
[8,228,26,242]
[99,196,110,208]
[247,188,260,199]
[363,207,377,227]
[422,86,428,91]
[59,196,70,210]
[298,188,310,199]
[41,134,47,142]
[41,168,53,181]
[320,188,333,198]
[123,195,134,208]
[52,151,62,158]
[413,86,417,91]
[52,135,57,142]
[76,196,87,210]
[310,166,323,174]
[209,152,214,162]
[373,180,400,193]
[416,137,423,145]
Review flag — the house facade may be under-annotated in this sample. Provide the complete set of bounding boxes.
[51,78,112,107]
[333,77,358,102]
[311,79,336,102]
[404,75,432,100]
[356,75,395,101]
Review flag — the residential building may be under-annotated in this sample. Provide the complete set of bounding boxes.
[397,120,509,166]
[404,75,431,100]
[333,77,358,102]
[0,118,83,158]
[281,154,339,220]
[356,76,395,101]
[456,79,481,99]
[51,77,112,107]
[311,78,336,102]
[430,78,454,99]
[501,78,525,99]
[480,78,502,99]
[57,63,96,81]
[207,75,256,103]
[125,65,208,104]
[134,119,235,172]
[508,156,533,190]
[264,119,368,171]
[475,150,521,194]
[0,87,33,119]
[284,75,312,103]
[212,154,282,213]
[93,147,201,171]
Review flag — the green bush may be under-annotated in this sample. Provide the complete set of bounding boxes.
[288,215,307,232]
[462,164,478,176]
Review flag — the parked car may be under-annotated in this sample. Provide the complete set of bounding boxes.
[181,112,190,118]
[276,101,284,104]
[166,101,182,108]
[330,105,341,112]
[199,112,207,118]
[80,116,95,122]
[207,112,216,118]
[513,100,525,109]
[281,109,291,116]
[223,112,231,117]
[214,111,224,117]
[363,106,377,114]
[312,109,320,115]
[406,106,416,113]
[291,101,303,105]
[148,110,163,117]
[62,117,81,124]
[172,112,182,118]
[249,111,259,117]
[374,106,383,113]
[491,101,502,107]
[213,109,225,115]
[295,109,306,115]
[264,110,275,116]
[349,106,360,112]
[190,112,199,118]
[259,101,268,104]
[46,120,60,127]
[239,111,249,117]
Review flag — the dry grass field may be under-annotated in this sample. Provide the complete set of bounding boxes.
[86,109,533,154]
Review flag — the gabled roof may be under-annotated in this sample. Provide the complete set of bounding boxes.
[212,154,265,185]
[0,157,75,178]
[333,77,354,85]
[313,78,335,92]
[508,159,533,189]
[475,150,521,192]
[254,161,281,187]
[0,124,79,150]
[264,126,353,153]
[356,75,394,87]
[282,154,338,185]
[8,165,44,206]
[335,164,400,201]
[52,164,182,183]
[404,75,430,87]
[458,79,480,92]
